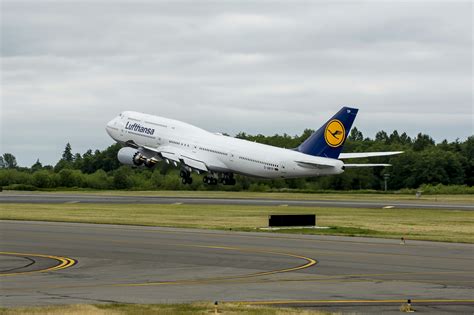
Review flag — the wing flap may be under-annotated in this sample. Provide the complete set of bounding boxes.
[180,156,208,172]
[143,145,208,172]
[339,151,403,159]
[160,151,180,163]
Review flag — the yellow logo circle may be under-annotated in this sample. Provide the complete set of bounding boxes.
[324,119,345,147]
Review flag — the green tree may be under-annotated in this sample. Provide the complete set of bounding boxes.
[31,159,43,172]
[1,126,472,192]
[0,169,29,186]
[399,132,412,145]
[413,133,435,151]
[54,159,72,172]
[349,127,364,141]
[58,169,83,187]
[460,136,474,186]
[84,170,110,189]
[62,143,74,162]
[113,166,132,189]
[389,130,401,144]
[2,153,17,168]
[32,170,52,188]
[80,149,95,173]
[72,153,83,169]
[375,131,389,143]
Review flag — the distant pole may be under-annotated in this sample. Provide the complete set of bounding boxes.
[384,173,390,192]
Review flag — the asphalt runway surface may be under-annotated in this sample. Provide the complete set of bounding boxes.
[1,191,473,210]
[1,220,473,313]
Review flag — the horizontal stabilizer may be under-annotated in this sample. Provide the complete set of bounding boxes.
[344,164,391,167]
[295,161,335,169]
[339,151,403,159]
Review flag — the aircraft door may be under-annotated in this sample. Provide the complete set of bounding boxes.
[119,114,125,137]
[279,161,287,176]
[230,150,237,163]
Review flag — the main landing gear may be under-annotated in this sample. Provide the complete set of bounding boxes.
[203,175,218,185]
[220,173,236,186]
[180,171,236,186]
[180,170,193,185]
[202,173,236,186]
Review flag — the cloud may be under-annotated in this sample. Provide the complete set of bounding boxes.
[1,1,472,166]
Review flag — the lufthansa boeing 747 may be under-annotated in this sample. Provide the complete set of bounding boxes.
[106,107,402,185]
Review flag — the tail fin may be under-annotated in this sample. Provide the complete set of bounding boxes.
[297,106,358,159]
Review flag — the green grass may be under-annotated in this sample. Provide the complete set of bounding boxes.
[0,303,331,315]
[6,189,474,203]
[1,203,473,243]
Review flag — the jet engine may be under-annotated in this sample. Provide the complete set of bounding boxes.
[117,147,146,166]
[117,147,161,168]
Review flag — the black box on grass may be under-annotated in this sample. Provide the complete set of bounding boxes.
[268,214,316,227]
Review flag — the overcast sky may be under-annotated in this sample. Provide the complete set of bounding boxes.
[1,1,472,166]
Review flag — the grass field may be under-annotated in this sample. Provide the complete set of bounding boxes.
[1,203,473,243]
[6,189,474,203]
[0,303,330,315]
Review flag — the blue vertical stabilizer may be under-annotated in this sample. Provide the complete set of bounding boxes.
[297,107,358,159]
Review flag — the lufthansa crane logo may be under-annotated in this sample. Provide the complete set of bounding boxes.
[324,119,345,147]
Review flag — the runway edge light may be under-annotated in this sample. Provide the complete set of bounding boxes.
[400,299,415,312]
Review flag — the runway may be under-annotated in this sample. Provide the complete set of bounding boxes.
[1,220,473,313]
[1,191,473,210]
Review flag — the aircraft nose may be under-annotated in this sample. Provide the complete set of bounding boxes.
[105,117,119,137]
[106,118,115,128]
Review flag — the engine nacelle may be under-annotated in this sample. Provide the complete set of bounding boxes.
[117,147,145,166]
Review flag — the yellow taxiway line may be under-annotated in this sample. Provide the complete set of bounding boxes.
[0,251,76,276]
[112,243,317,287]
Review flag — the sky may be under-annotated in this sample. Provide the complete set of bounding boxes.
[1,0,472,167]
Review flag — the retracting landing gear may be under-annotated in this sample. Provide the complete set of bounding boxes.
[221,173,236,186]
[201,173,237,186]
[180,169,235,186]
[203,175,218,185]
[179,169,193,185]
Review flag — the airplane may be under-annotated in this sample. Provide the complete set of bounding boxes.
[105,107,402,185]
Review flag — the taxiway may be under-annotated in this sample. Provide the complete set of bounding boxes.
[1,220,473,313]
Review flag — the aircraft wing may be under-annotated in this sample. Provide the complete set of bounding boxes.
[143,145,208,172]
[339,151,403,159]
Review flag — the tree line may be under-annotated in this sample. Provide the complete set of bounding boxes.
[0,128,473,193]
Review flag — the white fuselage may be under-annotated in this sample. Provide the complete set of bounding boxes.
[106,111,344,179]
